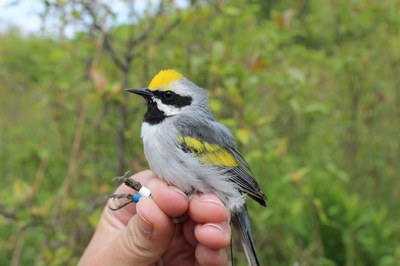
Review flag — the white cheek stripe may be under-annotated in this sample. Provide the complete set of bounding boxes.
[154,98,181,116]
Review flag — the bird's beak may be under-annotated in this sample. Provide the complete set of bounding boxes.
[124,88,153,98]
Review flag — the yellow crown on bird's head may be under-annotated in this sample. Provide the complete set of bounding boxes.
[148,69,184,91]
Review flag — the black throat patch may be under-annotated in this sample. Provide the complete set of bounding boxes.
[143,99,167,125]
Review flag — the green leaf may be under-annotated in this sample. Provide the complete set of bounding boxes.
[236,128,250,145]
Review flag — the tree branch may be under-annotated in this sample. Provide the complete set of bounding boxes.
[153,16,181,45]
[128,2,163,48]
[83,1,127,71]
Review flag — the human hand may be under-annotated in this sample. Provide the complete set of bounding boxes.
[78,170,231,266]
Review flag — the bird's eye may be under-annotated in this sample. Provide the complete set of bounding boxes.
[163,90,175,100]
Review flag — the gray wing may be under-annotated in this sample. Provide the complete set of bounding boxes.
[227,146,267,206]
[176,114,267,206]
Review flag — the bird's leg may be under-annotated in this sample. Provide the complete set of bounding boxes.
[107,171,151,211]
[113,171,143,191]
[107,193,134,211]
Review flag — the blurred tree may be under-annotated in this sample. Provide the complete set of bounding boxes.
[1,0,399,265]
[42,0,183,175]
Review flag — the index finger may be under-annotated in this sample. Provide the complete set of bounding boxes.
[188,193,229,223]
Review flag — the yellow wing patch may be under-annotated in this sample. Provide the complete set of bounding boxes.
[148,69,183,91]
[178,135,239,167]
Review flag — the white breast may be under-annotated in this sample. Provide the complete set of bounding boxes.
[141,121,184,184]
[140,122,167,174]
[140,120,244,211]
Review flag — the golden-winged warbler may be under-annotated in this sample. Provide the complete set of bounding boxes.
[126,69,267,265]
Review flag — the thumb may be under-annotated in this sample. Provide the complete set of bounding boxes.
[109,197,175,265]
[80,197,175,266]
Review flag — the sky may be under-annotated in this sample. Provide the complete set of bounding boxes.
[0,0,188,36]
[0,0,42,33]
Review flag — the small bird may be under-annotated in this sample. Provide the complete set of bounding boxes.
[126,69,267,265]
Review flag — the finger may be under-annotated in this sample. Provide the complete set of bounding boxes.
[83,170,159,251]
[79,170,176,266]
[195,221,231,249]
[189,193,229,223]
[82,197,175,266]
[146,180,189,218]
[195,245,228,266]
[183,218,198,247]
[114,170,189,219]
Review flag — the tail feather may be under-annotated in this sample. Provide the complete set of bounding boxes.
[231,205,260,266]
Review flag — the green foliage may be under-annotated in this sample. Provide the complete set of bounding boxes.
[1,0,400,265]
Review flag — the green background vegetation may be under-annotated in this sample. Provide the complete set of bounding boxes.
[1,0,399,265]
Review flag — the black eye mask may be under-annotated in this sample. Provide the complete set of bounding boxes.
[152,90,192,108]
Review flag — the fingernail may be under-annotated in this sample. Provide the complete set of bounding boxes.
[168,186,188,200]
[137,205,154,235]
[201,223,228,238]
[198,194,225,208]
